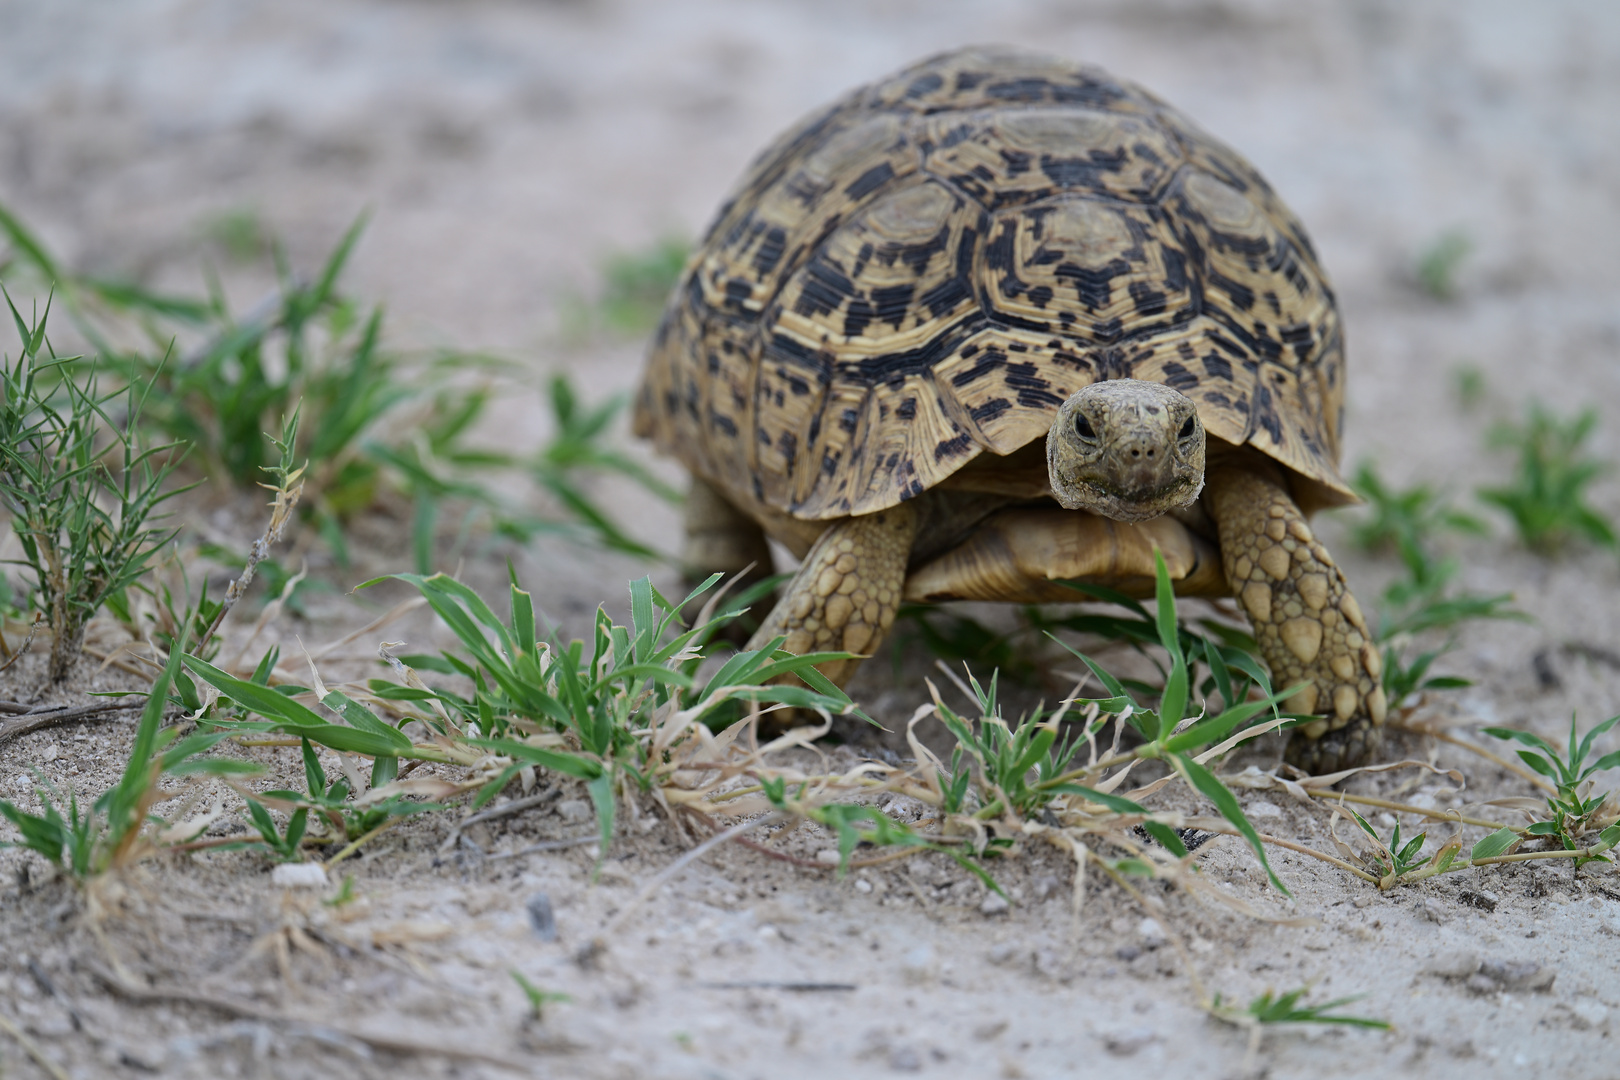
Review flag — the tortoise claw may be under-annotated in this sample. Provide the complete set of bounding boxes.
[1284,716,1381,775]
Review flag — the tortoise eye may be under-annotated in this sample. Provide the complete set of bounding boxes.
[1179,415,1196,440]
[1074,413,1096,440]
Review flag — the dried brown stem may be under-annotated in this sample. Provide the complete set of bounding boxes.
[0,698,145,746]
[86,961,528,1069]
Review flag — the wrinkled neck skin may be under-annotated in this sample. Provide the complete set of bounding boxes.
[1046,379,1207,523]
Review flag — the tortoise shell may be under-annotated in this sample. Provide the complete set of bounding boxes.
[634,46,1351,522]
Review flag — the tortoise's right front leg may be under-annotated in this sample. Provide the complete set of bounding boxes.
[745,504,917,687]
[1206,463,1387,773]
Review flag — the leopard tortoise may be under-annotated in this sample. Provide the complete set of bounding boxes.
[634,46,1385,773]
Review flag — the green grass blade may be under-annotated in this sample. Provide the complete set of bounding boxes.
[1173,752,1287,895]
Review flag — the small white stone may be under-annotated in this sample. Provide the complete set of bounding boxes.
[815,848,842,865]
[41,743,58,763]
[1137,918,1167,948]
[1245,800,1283,819]
[980,892,1010,915]
[271,863,327,889]
[900,945,937,982]
[1571,1000,1609,1030]
[854,878,873,893]
[555,799,590,823]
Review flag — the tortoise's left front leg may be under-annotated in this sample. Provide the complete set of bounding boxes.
[1206,463,1387,773]
[744,503,917,687]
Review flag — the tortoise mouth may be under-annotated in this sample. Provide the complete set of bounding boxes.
[1051,473,1205,522]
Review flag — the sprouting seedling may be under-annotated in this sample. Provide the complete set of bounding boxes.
[1484,714,1620,861]
[1350,809,1433,882]
[1478,404,1616,555]
[1416,229,1470,299]
[509,971,571,1022]
[1344,461,1525,710]
[1211,987,1389,1030]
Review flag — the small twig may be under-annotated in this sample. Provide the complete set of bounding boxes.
[193,468,304,659]
[487,834,601,860]
[697,981,857,992]
[592,813,783,942]
[1304,790,1510,831]
[0,1010,69,1080]
[0,615,43,678]
[309,596,428,661]
[1092,853,1207,1003]
[85,961,527,1069]
[322,818,406,871]
[0,698,146,745]
[732,836,931,870]
[1397,722,1558,795]
[179,286,290,370]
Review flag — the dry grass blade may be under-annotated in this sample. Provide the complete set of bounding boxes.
[0,1010,70,1080]
[85,962,530,1069]
[0,698,144,745]
[591,813,784,944]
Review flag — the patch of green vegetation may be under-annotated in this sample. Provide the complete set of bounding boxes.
[1210,987,1388,1030]
[1415,229,1470,300]
[0,201,668,574]
[510,971,571,1021]
[1453,364,1487,411]
[1478,403,1616,555]
[202,207,270,263]
[1482,714,1620,865]
[0,296,191,679]
[1346,462,1526,709]
[0,639,259,880]
[593,236,689,336]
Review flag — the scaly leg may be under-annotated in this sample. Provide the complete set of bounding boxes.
[681,475,774,586]
[680,475,778,641]
[1206,463,1387,773]
[745,504,917,687]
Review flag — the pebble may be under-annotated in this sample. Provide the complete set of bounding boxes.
[1101,1028,1157,1056]
[815,848,842,865]
[1479,959,1555,992]
[1423,951,1481,979]
[526,892,557,941]
[854,878,873,893]
[900,945,937,983]
[270,863,327,889]
[1570,1000,1609,1030]
[555,799,590,823]
[1245,800,1283,819]
[888,1046,922,1072]
[980,892,1010,916]
[41,743,58,763]
[1137,918,1167,948]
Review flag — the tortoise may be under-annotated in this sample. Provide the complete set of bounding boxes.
[634,46,1385,773]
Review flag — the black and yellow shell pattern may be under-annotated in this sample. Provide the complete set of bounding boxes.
[634,46,1350,521]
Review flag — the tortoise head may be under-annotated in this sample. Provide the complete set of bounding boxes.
[1045,380,1206,522]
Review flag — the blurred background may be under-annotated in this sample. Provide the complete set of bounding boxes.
[1,0,1618,713]
[3,0,1618,406]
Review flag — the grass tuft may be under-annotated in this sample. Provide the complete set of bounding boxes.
[1478,403,1616,555]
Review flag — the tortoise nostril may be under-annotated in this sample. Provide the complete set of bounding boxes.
[1130,449,1140,458]
[1146,449,1154,458]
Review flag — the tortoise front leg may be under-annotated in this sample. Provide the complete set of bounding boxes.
[744,503,917,687]
[681,475,775,587]
[1206,464,1387,772]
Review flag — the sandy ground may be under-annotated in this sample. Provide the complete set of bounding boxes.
[3,1,1620,1077]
